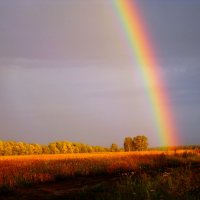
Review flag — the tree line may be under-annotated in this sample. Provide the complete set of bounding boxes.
[0,135,149,156]
[0,140,109,156]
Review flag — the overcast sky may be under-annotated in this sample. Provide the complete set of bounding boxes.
[0,0,199,147]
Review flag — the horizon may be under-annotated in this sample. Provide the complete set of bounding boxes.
[1,137,199,149]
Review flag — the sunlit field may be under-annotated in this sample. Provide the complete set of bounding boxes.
[0,150,200,199]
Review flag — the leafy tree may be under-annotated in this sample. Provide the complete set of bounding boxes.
[110,143,119,152]
[33,144,43,154]
[4,142,12,155]
[86,146,93,153]
[27,144,35,155]
[48,143,60,154]
[55,142,68,153]
[132,135,148,151]
[66,143,74,153]
[79,144,88,153]
[41,145,50,154]
[0,140,4,155]
[124,137,133,152]
[17,142,26,155]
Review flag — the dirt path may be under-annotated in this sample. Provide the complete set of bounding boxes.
[0,176,119,200]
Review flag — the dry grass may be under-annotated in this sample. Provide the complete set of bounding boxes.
[0,149,195,161]
[0,150,199,189]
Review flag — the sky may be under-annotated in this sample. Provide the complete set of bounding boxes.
[0,0,200,147]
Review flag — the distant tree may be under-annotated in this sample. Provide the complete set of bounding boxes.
[93,146,106,152]
[124,137,133,152]
[18,142,26,155]
[55,142,68,154]
[0,140,3,155]
[66,143,74,153]
[41,145,50,154]
[110,143,119,152]
[86,146,93,153]
[4,142,12,155]
[48,143,60,154]
[33,144,43,154]
[132,135,148,151]
[27,144,35,155]
[79,144,88,153]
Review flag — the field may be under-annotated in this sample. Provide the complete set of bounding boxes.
[0,150,200,200]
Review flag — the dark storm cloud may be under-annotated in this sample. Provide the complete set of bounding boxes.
[161,59,200,106]
[137,0,200,58]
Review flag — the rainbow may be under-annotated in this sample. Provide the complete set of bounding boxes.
[112,0,178,146]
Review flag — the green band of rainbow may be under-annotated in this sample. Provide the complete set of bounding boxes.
[112,0,178,146]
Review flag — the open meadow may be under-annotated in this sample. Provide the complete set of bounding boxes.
[0,150,200,200]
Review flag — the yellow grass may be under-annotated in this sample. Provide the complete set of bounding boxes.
[0,149,195,161]
[0,150,199,188]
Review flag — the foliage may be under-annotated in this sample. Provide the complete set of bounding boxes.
[0,140,108,156]
[124,135,148,151]
[124,137,133,152]
[110,143,119,152]
[132,135,148,151]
